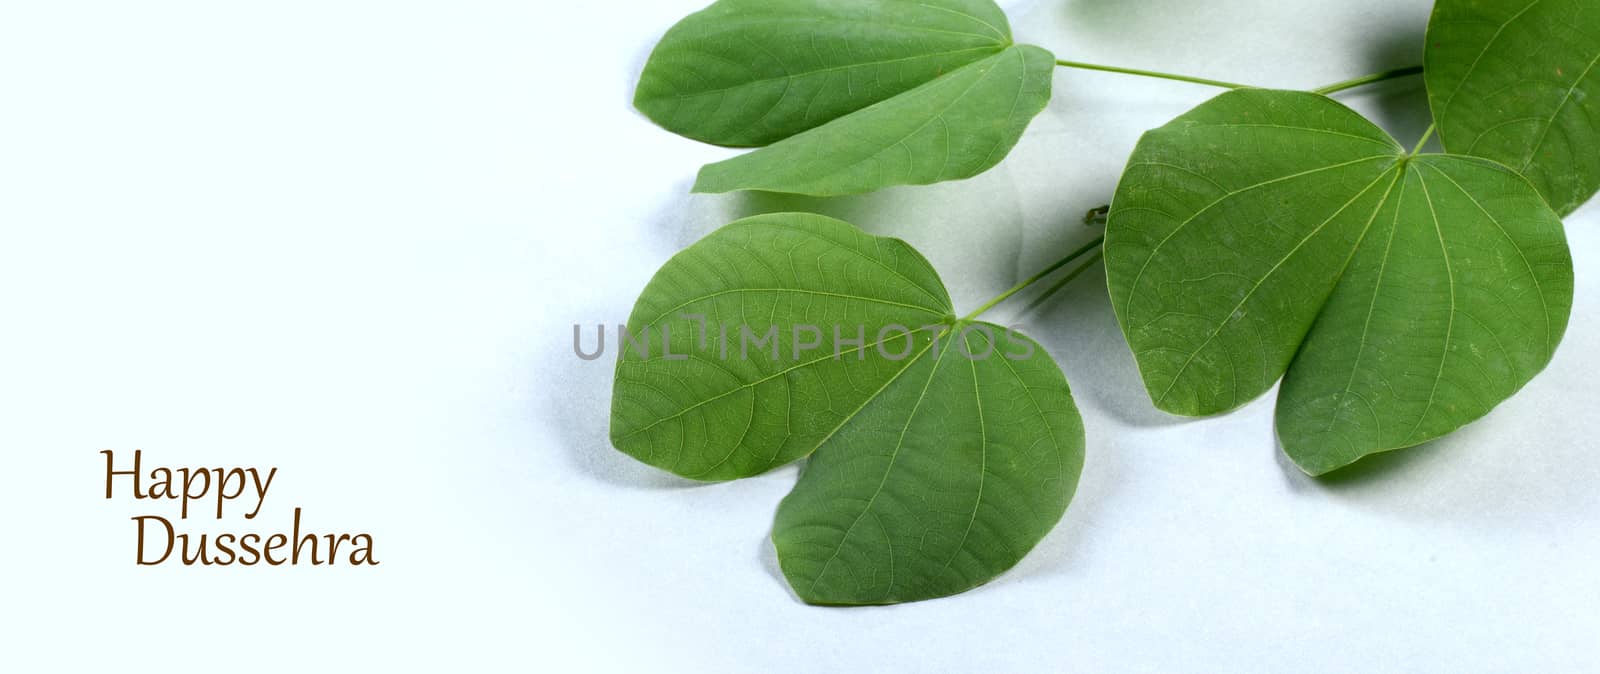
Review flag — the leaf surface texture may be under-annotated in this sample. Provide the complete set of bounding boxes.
[635,0,1015,148]
[693,45,1055,196]
[1426,0,1600,214]
[1106,89,1573,473]
[610,213,1084,602]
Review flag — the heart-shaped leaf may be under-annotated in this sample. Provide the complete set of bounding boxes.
[610,213,1085,603]
[1106,89,1573,474]
[634,0,1015,148]
[1425,0,1600,215]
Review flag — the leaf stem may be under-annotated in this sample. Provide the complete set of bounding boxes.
[1017,251,1105,318]
[1312,65,1424,95]
[962,236,1105,321]
[1411,124,1437,156]
[1054,59,1248,90]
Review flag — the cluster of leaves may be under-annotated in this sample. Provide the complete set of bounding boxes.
[610,0,1598,605]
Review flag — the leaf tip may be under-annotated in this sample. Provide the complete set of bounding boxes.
[690,163,738,194]
[1278,434,1362,478]
[1292,455,1339,478]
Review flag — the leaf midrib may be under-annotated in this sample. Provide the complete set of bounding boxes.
[1434,0,1546,127]
[1323,167,1410,436]
[643,45,1004,101]
[1117,153,1398,345]
[804,332,956,600]
[747,220,952,309]
[1400,168,1458,445]
[614,324,944,445]
[1151,161,1405,408]
[718,47,1017,190]
[1517,48,1600,173]
[1417,159,1554,361]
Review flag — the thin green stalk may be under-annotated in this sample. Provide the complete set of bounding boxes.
[1312,65,1424,95]
[1411,124,1437,155]
[1054,59,1248,90]
[962,236,1105,321]
[1018,251,1105,318]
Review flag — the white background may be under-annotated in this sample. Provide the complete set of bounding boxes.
[3,0,1597,671]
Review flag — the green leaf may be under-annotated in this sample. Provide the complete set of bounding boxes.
[634,0,1014,148]
[773,324,1083,605]
[1425,0,1600,215]
[610,213,955,480]
[693,45,1055,196]
[1277,154,1573,474]
[610,213,1084,603]
[1105,89,1573,474]
[633,0,1055,195]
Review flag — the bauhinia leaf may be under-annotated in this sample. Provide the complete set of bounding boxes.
[634,0,1015,148]
[1425,0,1600,215]
[1106,89,1573,474]
[610,213,1084,603]
[693,45,1055,196]
[1277,154,1573,474]
[610,213,956,480]
[773,324,1083,605]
